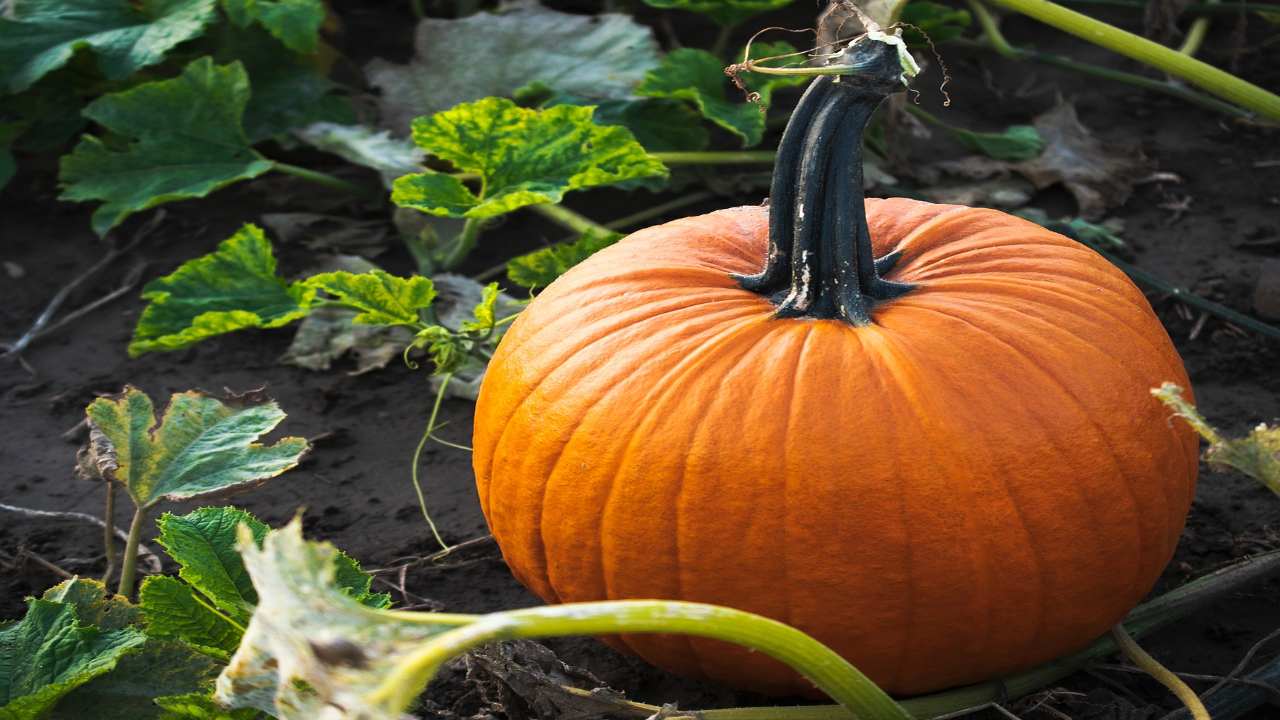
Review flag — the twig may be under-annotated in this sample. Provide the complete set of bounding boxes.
[0,502,162,574]
[1094,663,1280,700]
[1201,626,1280,700]
[1,548,75,579]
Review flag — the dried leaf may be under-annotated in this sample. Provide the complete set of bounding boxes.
[465,641,635,720]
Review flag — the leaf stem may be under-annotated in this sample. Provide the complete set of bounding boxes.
[1111,624,1210,720]
[271,162,379,200]
[963,3,1252,119]
[982,0,1280,120]
[528,203,614,236]
[652,151,777,165]
[412,374,453,552]
[441,218,487,270]
[369,600,912,719]
[711,23,735,58]
[1178,0,1217,56]
[116,506,148,598]
[1053,0,1272,13]
[100,481,117,585]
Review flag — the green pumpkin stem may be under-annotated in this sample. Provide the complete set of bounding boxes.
[736,30,915,324]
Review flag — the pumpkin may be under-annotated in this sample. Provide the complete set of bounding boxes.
[472,30,1197,696]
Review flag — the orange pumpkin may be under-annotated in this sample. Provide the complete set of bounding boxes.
[473,33,1197,696]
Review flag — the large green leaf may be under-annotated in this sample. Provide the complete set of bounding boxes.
[508,230,621,291]
[50,639,224,720]
[641,0,794,25]
[306,271,436,327]
[156,507,269,625]
[59,57,274,236]
[219,0,324,53]
[392,97,667,219]
[138,578,242,658]
[0,599,145,719]
[130,224,313,355]
[154,692,255,719]
[537,94,709,153]
[366,2,659,135]
[82,386,309,509]
[211,24,353,142]
[637,42,805,147]
[0,0,217,94]
[41,579,140,632]
[214,518,453,718]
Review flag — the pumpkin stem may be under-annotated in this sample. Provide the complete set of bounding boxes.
[736,29,916,324]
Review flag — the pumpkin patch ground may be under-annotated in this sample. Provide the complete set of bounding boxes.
[2,1,1279,718]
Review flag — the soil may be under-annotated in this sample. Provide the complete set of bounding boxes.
[2,2,1279,719]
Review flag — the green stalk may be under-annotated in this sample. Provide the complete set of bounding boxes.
[1178,0,1217,56]
[271,162,378,199]
[983,0,1280,120]
[411,374,453,552]
[116,506,147,598]
[963,2,1251,118]
[653,151,777,165]
[370,600,912,720]
[529,203,614,236]
[100,480,117,585]
[1055,0,1275,13]
[440,217,487,270]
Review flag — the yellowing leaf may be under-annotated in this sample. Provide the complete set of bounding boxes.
[392,97,667,219]
[1154,383,1280,496]
[507,230,621,290]
[130,224,313,356]
[83,386,309,509]
[306,270,436,326]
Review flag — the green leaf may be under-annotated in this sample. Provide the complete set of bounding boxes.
[130,224,314,355]
[542,96,709,153]
[637,42,804,147]
[393,98,667,219]
[155,692,255,719]
[0,599,145,719]
[211,24,353,142]
[949,124,1044,162]
[0,0,218,94]
[508,230,621,290]
[900,1,972,46]
[50,639,223,720]
[213,518,457,718]
[156,507,269,624]
[1154,383,1280,496]
[219,0,324,53]
[366,3,659,135]
[41,578,140,631]
[58,57,273,236]
[83,386,309,509]
[460,282,500,333]
[641,0,794,26]
[306,270,436,326]
[138,578,241,659]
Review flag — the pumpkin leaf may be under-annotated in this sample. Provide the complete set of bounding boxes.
[1154,383,1280,496]
[392,97,667,220]
[138,577,242,660]
[156,507,269,625]
[219,0,324,53]
[213,518,456,718]
[293,123,423,188]
[50,639,225,720]
[899,1,972,46]
[0,599,146,719]
[305,270,436,327]
[58,58,274,236]
[366,2,660,136]
[507,230,622,290]
[637,42,804,147]
[0,0,218,94]
[949,124,1044,162]
[130,224,314,355]
[41,579,140,632]
[641,0,794,26]
[153,692,256,719]
[82,386,309,510]
[540,96,710,153]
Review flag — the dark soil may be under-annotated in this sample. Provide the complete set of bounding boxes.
[2,2,1279,719]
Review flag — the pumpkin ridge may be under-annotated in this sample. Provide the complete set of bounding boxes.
[915,277,1180,379]
[500,300,769,586]
[903,241,1111,282]
[905,302,1159,640]
[925,294,1184,574]
[777,324,815,661]
[482,296,764,521]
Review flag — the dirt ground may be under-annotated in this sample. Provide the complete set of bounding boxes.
[2,3,1278,718]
